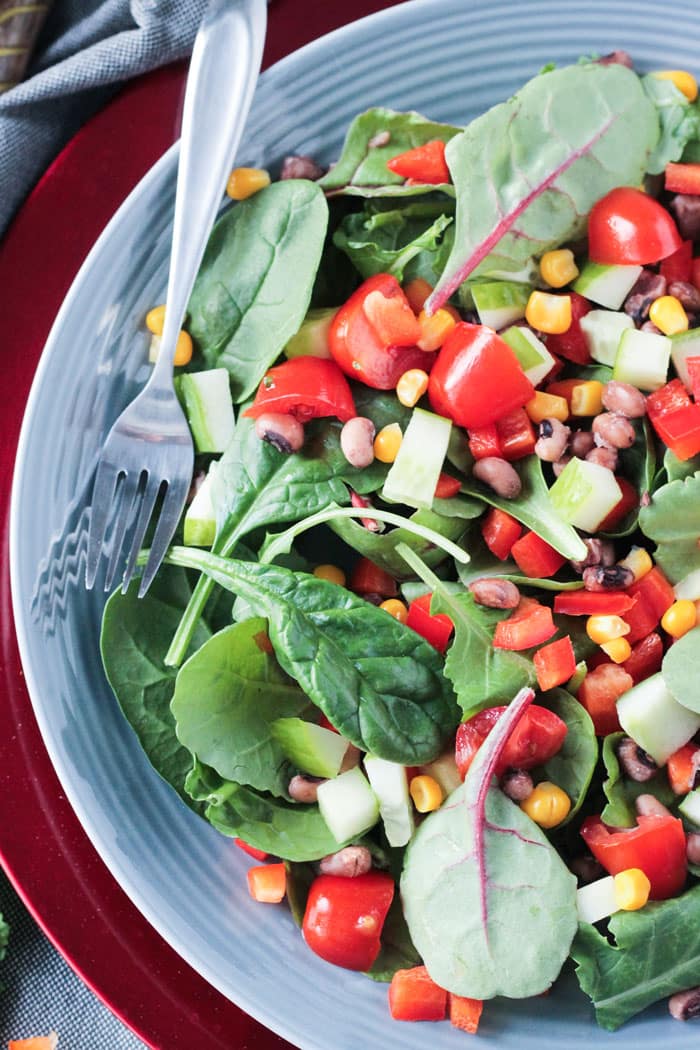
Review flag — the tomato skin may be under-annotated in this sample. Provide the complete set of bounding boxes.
[455,704,568,779]
[588,187,683,265]
[428,323,534,430]
[580,814,687,900]
[244,356,356,423]
[544,292,592,365]
[328,273,430,389]
[302,872,395,971]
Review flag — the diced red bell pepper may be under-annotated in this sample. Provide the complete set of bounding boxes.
[580,813,688,900]
[646,378,692,421]
[533,635,576,691]
[621,591,664,646]
[621,631,664,684]
[481,507,522,561]
[493,597,557,651]
[628,566,675,622]
[433,471,462,499]
[495,406,536,461]
[386,140,451,185]
[468,423,501,460]
[666,742,700,795]
[349,557,398,598]
[543,291,592,365]
[665,162,700,196]
[685,355,700,402]
[244,356,357,423]
[577,663,633,735]
[388,966,448,1021]
[553,590,636,616]
[247,862,287,903]
[510,531,566,578]
[406,593,454,653]
[693,257,700,293]
[455,703,568,779]
[598,476,639,532]
[303,871,395,971]
[448,994,484,1034]
[652,403,700,460]
[235,838,269,861]
[660,239,693,284]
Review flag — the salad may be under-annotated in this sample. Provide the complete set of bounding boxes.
[99,51,700,1035]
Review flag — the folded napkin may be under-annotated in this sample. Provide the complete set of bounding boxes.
[0,0,209,238]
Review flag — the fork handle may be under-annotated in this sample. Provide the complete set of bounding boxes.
[153,0,267,387]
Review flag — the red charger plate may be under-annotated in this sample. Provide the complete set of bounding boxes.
[0,2,398,1045]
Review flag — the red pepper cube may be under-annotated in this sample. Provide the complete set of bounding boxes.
[533,635,576,692]
[493,598,557,651]
[481,507,522,561]
[666,742,700,795]
[235,838,269,862]
[406,593,454,653]
[433,472,462,500]
[628,565,676,623]
[468,423,501,460]
[553,590,636,616]
[660,239,693,284]
[652,403,700,460]
[389,966,448,1021]
[577,663,634,736]
[646,378,692,422]
[496,407,536,461]
[580,813,687,900]
[510,530,566,578]
[349,557,398,598]
[621,631,664,684]
[685,355,700,402]
[449,994,484,1034]
[665,162,700,196]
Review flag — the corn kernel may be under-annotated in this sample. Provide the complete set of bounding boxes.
[396,368,429,407]
[525,390,570,424]
[313,564,346,587]
[374,423,403,463]
[520,781,571,828]
[570,380,604,416]
[417,308,457,352]
[525,291,572,335]
[601,637,632,664]
[618,546,653,582]
[648,295,689,336]
[226,167,271,200]
[539,249,579,289]
[661,598,697,638]
[380,598,409,623]
[653,70,699,102]
[174,330,194,366]
[586,615,631,644]
[146,303,166,335]
[410,774,444,813]
[613,868,651,911]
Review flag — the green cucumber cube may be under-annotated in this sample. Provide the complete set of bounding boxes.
[613,328,671,391]
[579,309,635,367]
[548,457,622,533]
[670,329,700,390]
[183,468,216,547]
[573,261,642,310]
[178,369,235,453]
[674,570,700,601]
[284,307,336,359]
[501,325,556,387]
[576,875,618,924]
[383,407,452,511]
[680,788,700,828]
[271,718,349,779]
[471,281,531,331]
[317,767,379,842]
[419,751,462,797]
[364,755,415,847]
[617,672,700,765]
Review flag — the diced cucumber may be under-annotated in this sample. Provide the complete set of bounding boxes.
[579,309,635,367]
[501,325,556,386]
[148,333,161,364]
[680,788,700,828]
[671,328,700,390]
[383,407,452,511]
[616,672,700,765]
[317,767,379,842]
[576,875,618,924]
[271,718,349,779]
[548,457,622,533]
[419,751,462,797]
[178,369,235,453]
[471,281,531,331]
[573,261,642,310]
[364,755,415,847]
[674,570,700,601]
[284,307,336,360]
[613,328,671,391]
[183,468,216,547]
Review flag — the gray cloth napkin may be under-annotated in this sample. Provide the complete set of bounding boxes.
[0,0,209,238]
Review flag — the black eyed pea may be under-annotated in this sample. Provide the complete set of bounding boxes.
[255,412,305,453]
[585,446,619,472]
[569,429,595,458]
[534,418,570,462]
[601,381,647,418]
[669,986,700,1021]
[472,457,522,499]
[288,774,325,803]
[319,845,373,878]
[552,454,571,478]
[340,416,376,468]
[592,412,636,450]
[469,577,521,609]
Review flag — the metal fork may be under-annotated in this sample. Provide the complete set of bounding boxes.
[85,0,267,597]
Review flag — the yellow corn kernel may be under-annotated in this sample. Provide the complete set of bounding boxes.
[520,781,571,828]
[380,598,409,623]
[586,615,631,644]
[570,380,604,417]
[661,598,697,638]
[648,295,689,336]
[539,249,579,289]
[313,564,346,587]
[601,637,633,664]
[525,390,570,424]
[613,868,651,911]
[618,545,653,582]
[417,308,457,352]
[374,423,403,463]
[173,330,194,366]
[653,70,699,102]
[410,774,444,813]
[226,167,271,200]
[396,368,429,407]
[525,291,572,335]
[146,303,166,335]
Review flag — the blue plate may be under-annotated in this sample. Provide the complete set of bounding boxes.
[11,1,700,1046]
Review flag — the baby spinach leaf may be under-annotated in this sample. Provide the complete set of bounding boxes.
[572,884,700,1029]
[456,534,584,592]
[165,547,460,765]
[284,861,316,926]
[663,448,700,484]
[663,626,700,713]
[600,732,674,827]
[401,687,578,998]
[642,73,700,174]
[639,472,700,583]
[319,108,459,197]
[187,180,328,402]
[365,897,422,982]
[602,418,656,538]
[333,202,453,283]
[429,63,658,309]
[539,689,597,824]
[171,618,311,796]
[185,759,344,861]
[0,912,8,964]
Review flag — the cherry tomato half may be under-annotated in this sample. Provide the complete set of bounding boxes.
[302,871,395,971]
[587,187,683,265]
[455,703,568,779]
[244,356,356,423]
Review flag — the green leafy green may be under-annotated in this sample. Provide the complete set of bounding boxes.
[600,732,674,827]
[642,74,700,174]
[165,547,459,765]
[602,418,656,538]
[639,472,700,583]
[663,626,700,713]
[663,448,700,484]
[539,689,598,823]
[0,911,8,963]
[187,181,328,402]
[402,688,578,998]
[171,619,311,796]
[430,62,659,308]
[365,896,421,982]
[456,534,584,592]
[284,861,316,925]
[333,201,453,283]
[572,884,700,1029]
